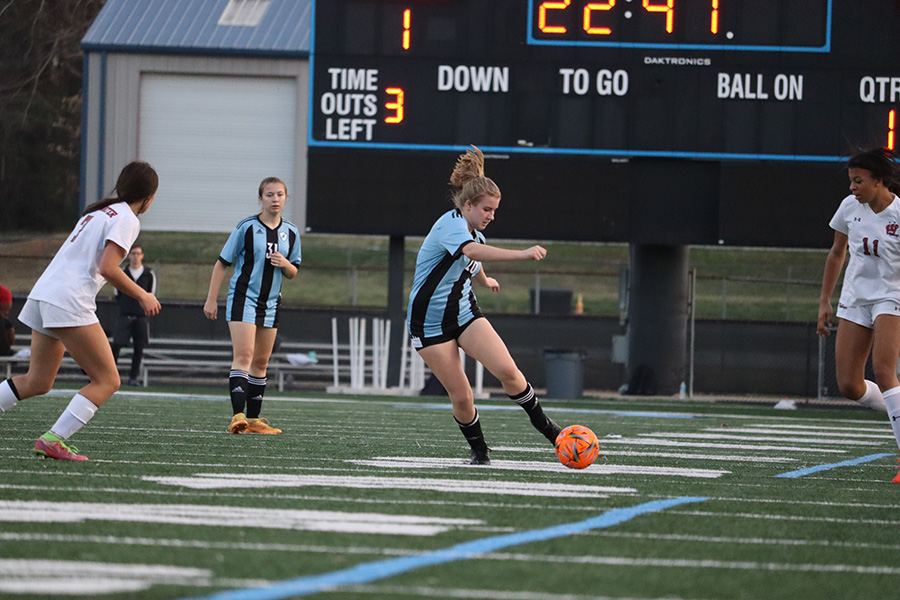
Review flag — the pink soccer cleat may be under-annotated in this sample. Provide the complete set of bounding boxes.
[34,436,89,461]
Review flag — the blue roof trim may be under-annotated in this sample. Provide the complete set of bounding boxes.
[81,0,311,55]
[79,43,309,59]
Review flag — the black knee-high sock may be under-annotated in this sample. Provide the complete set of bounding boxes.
[246,375,266,419]
[455,410,487,450]
[510,382,549,429]
[229,370,249,415]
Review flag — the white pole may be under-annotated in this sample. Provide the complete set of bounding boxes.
[458,348,466,389]
[348,317,354,388]
[399,327,409,390]
[358,318,367,389]
[349,317,359,389]
[331,317,339,388]
[380,320,391,389]
[416,350,425,390]
[377,318,385,388]
[412,343,424,391]
[475,361,484,396]
[372,318,381,388]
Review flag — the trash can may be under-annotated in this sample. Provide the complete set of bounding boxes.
[543,349,584,399]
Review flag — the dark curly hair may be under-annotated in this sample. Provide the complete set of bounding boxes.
[847,147,900,194]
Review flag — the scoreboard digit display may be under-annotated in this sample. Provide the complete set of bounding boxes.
[530,0,828,49]
[306,0,900,247]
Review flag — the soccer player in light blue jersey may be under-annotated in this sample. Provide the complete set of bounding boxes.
[204,177,301,435]
[408,146,561,465]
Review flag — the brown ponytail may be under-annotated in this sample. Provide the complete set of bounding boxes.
[84,161,159,215]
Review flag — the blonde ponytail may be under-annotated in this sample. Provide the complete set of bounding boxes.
[449,146,500,210]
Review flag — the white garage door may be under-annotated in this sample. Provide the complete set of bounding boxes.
[137,73,296,233]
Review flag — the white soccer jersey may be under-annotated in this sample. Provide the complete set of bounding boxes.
[830,193,900,307]
[29,202,140,314]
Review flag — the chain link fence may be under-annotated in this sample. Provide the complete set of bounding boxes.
[2,236,844,399]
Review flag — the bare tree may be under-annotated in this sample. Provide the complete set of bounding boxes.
[0,0,106,231]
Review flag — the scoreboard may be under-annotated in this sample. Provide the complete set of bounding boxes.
[306,0,900,247]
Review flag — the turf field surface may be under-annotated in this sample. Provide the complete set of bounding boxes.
[0,389,898,599]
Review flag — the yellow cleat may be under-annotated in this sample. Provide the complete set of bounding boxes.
[245,417,282,434]
[228,412,248,434]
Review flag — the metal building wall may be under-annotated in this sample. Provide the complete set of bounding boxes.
[80,52,309,231]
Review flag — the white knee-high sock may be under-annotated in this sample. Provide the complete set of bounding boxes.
[857,379,887,413]
[0,379,20,412]
[881,386,900,452]
[49,394,98,440]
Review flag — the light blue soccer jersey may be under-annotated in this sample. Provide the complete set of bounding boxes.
[219,215,301,327]
[407,209,484,344]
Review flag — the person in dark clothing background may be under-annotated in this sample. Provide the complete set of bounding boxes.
[111,245,157,386]
[0,285,15,356]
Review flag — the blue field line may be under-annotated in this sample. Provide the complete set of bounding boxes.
[183,496,707,600]
[403,403,697,419]
[774,453,895,478]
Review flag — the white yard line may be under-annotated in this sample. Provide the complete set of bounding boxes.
[637,432,883,446]
[585,530,900,551]
[348,457,728,478]
[343,584,666,600]
[745,423,890,432]
[491,446,797,463]
[144,473,637,496]
[596,437,847,453]
[0,559,267,596]
[746,419,885,433]
[0,484,617,512]
[708,495,900,510]
[675,510,900,526]
[0,533,419,556]
[0,501,481,536]
[702,427,893,439]
[8,529,897,558]
[484,552,900,575]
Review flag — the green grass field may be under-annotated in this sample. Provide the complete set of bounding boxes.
[1,388,898,600]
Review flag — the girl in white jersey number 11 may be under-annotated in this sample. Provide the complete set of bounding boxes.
[0,161,161,461]
[817,147,900,483]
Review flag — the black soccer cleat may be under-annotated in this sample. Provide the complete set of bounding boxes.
[469,446,491,465]
[537,416,563,445]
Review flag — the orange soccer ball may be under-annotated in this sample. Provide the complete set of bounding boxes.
[554,424,600,469]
